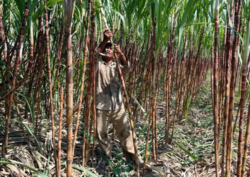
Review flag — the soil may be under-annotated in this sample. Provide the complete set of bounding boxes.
[0,83,250,177]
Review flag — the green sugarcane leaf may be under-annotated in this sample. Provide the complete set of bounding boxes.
[0,159,47,177]
[13,119,41,150]
[242,0,250,19]
[28,0,38,16]
[178,0,197,29]
[32,0,63,22]
[174,141,199,161]
[0,60,5,66]
[96,149,116,170]
[71,164,98,177]
[13,0,25,18]
[110,9,126,34]
[61,162,98,177]
[14,92,35,127]
[184,96,191,118]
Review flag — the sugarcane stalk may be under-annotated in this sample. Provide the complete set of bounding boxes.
[44,1,58,174]
[64,0,76,176]
[2,3,29,157]
[85,0,96,163]
[226,0,240,175]
[0,15,35,101]
[72,0,91,159]
[151,18,157,159]
[34,16,45,135]
[213,0,220,176]
[90,1,97,163]
[143,105,153,176]
[240,19,250,177]
[57,87,64,177]
[165,24,175,143]
[221,6,233,176]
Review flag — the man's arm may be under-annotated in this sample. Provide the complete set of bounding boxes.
[96,39,108,54]
[96,29,112,54]
[114,44,128,66]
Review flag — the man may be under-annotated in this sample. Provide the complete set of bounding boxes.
[95,29,139,165]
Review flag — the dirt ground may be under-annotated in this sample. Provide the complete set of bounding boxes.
[0,83,250,177]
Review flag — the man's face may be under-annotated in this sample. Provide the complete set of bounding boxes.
[103,45,114,59]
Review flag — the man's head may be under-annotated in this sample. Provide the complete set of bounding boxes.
[102,41,113,61]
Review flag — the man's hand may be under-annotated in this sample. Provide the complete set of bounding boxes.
[114,44,127,66]
[114,44,122,55]
[104,29,113,41]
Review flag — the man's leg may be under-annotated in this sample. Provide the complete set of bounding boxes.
[112,108,135,157]
[96,109,112,157]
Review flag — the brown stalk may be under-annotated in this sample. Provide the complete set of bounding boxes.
[213,0,220,175]
[57,87,64,177]
[44,1,58,174]
[2,3,29,157]
[221,7,233,176]
[84,0,95,163]
[64,0,76,176]
[226,0,241,175]
[72,0,91,159]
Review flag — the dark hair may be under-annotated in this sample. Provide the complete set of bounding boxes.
[102,43,112,53]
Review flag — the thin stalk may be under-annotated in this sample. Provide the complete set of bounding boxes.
[57,87,64,177]
[90,1,97,163]
[226,0,239,175]
[44,1,57,174]
[85,0,95,163]
[221,5,233,175]
[241,19,250,177]
[72,0,91,159]
[213,0,220,176]
[114,49,140,176]
[2,3,29,157]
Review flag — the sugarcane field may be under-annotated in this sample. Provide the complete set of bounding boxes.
[1,0,250,176]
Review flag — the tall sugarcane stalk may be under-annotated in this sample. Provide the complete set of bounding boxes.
[226,0,240,175]
[44,1,57,174]
[237,59,247,177]
[0,0,7,123]
[85,1,96,162]
[213,0,220,176]
[2,3,29,157]
[240,18,250,177]
[151,18,157,159]
[34,15,45,135]
[90,1,97,162]
[53,10,64,93]
[57,87,64,177]
[0,15,35,101]
[213,0,219,177]
[143,101,153,176]
[82,76,93,165]
[165,24,175,143]
[72,0,91,159]
[170,33,187,144]
[64,0,76,176]
[221,6,233,176]
[115,52,140,176]
[218,30,226,131]
[0,10,6,63]
[182,30,193,119]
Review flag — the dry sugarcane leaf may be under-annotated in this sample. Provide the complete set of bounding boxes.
[5,164,27,177]
[31,151,44,170]
[1,167,11,176]
[6,164,21,177]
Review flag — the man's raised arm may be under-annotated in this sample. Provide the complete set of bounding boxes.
[96,29,113,54]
